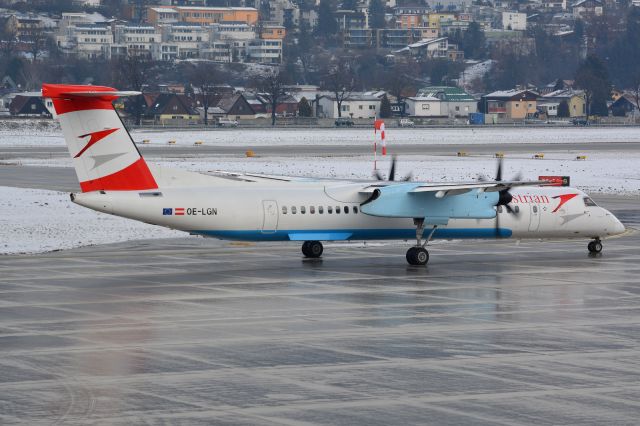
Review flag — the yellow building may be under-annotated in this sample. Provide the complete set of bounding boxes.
[260,25,286,40]
[483,89,539,120]
[148,6,258,26]
[427,12,456,29]
[543,89,586,117]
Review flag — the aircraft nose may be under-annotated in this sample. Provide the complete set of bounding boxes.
[612,216,626,235]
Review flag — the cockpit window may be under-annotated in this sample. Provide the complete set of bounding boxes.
[583,197,597,207]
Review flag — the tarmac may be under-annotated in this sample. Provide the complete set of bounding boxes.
[2,135,640,424]
[1,196,639,424]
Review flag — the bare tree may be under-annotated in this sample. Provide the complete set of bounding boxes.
[632,72,640,119]
[111,55,155,125]
[187,62,221,126]
[256,68,288,126]
[28,27,48,62]
[322,60,356,118]
[385,61,419,117]
[0,19,18,59]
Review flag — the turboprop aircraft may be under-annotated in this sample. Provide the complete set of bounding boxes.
[41,84,625,265]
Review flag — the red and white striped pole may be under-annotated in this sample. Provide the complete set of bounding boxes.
[374,119,386,171]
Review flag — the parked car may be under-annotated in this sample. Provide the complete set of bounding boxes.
[571,118,589,126]
[399,118,414,127]
[217,118,238,127]
[334,117,354,127]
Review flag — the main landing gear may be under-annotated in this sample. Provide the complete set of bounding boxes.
[302,241,323,258]
[588,238,603,254]
[406,219,437,266]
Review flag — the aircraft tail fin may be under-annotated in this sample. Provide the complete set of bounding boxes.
[42,84,157,192]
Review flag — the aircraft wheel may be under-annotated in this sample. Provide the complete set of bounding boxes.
[406,247,429,266]
[303,241,323,258]
[588,240,602,254]
[301,241,311,256]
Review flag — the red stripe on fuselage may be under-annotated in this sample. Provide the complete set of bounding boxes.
[79,158,158,192]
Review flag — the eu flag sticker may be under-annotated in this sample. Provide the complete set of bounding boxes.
[163,208,173,215]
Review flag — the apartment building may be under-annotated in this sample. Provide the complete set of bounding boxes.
[147,6,259,26]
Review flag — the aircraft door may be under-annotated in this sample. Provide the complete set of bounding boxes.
[528,204,540,231]
[261,200,278,233]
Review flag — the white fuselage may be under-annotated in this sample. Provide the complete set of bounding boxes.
[73,179,625,242]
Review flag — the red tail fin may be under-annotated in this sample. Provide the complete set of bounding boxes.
[43,84,157,192]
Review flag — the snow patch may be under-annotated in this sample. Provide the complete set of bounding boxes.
[0,186,184,255]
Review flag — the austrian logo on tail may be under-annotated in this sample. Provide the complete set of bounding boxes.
[75,128,119,158]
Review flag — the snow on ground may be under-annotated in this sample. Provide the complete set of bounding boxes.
[14,151,640,195]
[3,126,640,147]
[0,186,184,255]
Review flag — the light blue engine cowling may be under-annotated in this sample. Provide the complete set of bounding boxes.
[360,183,499,224]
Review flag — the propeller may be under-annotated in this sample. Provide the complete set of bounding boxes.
[493,158,521,238]
[375,155,412,182]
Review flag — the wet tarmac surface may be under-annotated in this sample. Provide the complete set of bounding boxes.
[1,197,639,424]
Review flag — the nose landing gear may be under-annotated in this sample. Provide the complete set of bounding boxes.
[302,241,323,258]
[588,238,603,254]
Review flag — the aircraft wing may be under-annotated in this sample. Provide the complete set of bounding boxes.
[359,180,549,223]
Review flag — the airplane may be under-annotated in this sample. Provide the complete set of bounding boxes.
[41,83,626,265]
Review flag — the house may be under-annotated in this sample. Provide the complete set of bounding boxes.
[145,93,200,124]
[256,93,299,117]
[316,93,382,119]
[609,94,638,117]
[405,96,442,117]
[572,0,604,17]
[9,95,52,117]
[395,37,463,61]
[542,89,586,117]
[480,89,539,119]
[502,12,527,30]
[218,93,258,119]
[416,86,477,117]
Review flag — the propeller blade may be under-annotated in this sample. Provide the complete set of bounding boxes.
[495,205,501,238]
[389,156,397,181]
[496,157,503,182]
[505,204,514,214]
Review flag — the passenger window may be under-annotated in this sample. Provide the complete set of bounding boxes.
[497,205,503,213]
[514,206,520,213]
[301,206,306,214]
[310,206,315,214]
[353,206,358,214]
[282,206,287,214]
[533,205,538,213]
[584,197,597,207]
[318,206,324,214]
[336,206,341,214]
[291,206,297,214]
[328,206,333,214]
[344,206,349,214]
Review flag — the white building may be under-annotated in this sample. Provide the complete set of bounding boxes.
[246,39,282,64]
[155,23,210,59]
[502,12,527,31]
[201,42,232,62]
[405,96,442,117]
[113,24,160,57]
[210,22,256,41]
[316,93,382,119]
[267,0,300,26]
[57,23,113,59]
[395,37,456,59]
